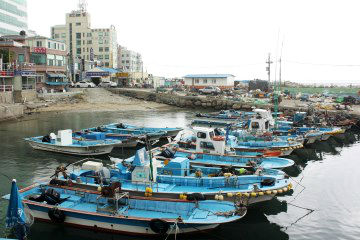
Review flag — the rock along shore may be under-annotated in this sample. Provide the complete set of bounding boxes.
[108,88,360,119]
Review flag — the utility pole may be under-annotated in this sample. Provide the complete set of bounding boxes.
[266,53,273,82]
[279,57,282,87]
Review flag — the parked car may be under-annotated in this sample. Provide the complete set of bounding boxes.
[199,86,221,95]
[99,80,117,88]
[74,81,96,88]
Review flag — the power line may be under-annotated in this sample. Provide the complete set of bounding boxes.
[284,60,360,67]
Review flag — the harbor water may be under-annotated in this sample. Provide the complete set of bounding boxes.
[0,109,359,240]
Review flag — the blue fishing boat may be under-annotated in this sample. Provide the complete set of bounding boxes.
[86,125,167,143]
[25,130,120,156]
[61,148,292,205]
[167,127,290,157]
[74,131,139,148]
[105,123,183,138]
[3,183,246,236]
[157,150,294,169]
[195,110,255,120]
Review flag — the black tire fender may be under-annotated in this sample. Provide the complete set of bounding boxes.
[187,192,206,201]
[149,218,169,234]
[48,208,66,223]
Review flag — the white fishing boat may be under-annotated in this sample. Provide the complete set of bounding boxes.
[25,130,119,156]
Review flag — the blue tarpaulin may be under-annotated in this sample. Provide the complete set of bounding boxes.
[6,179,26,228]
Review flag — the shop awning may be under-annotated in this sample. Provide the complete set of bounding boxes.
[47,73,67,78]
[45,81,70,86]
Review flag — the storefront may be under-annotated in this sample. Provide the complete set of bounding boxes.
[86,67,118,85]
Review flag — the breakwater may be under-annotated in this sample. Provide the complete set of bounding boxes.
[108,88,357,118]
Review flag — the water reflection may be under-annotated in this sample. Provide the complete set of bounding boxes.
[0,110,359,240]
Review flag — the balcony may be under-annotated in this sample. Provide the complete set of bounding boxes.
[0,85,13,92]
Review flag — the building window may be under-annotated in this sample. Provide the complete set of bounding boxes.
[105,62,109,67]
[18,54,25,63]
[99,39,103,44]
[48,42,50,48]
[54,34,59,38]
[76,22,81,26]
[56,56,64,66]
[61,33,66,38]
[105,32,109,36]
[76,33,81,39]
[87,40,92,44]
[195,79,199,84]
[76,48,81,54]
[126,60,129,63]
[105,47,109,52]
[203,79,208,84]
[98,55,103,60]
[30,53,46,65]
[61,44,64,50]
[122,60,125,63]
[212,79,216,84]
[87,33,92,37]
[98,32,103,37]
[105,55,109,60]
[36,41,42,47]
[99,47,103,52]
[76,40,81,46]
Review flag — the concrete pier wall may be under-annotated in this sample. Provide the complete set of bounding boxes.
[0,104,24,121]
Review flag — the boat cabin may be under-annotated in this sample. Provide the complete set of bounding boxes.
[192,127,226,154]
[247,109,274,133]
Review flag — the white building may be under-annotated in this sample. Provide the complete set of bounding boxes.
[117,45,142,72]
[51,4,118,81]
[183,74,235,89]
[0,0,28,36]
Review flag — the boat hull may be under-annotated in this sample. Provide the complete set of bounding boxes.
[25,202,220,235]
[27,141,114,156]
[321,134,331,141]
[114,140,138,148]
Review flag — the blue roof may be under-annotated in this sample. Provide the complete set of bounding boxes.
[98,67,118,74]
[183,74,234,78]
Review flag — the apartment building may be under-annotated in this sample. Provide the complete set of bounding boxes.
[0,0,28,36]
[51,7,118,81]
[117,45,142,72]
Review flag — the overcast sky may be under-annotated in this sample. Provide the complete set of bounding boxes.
[28,0,360,84]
